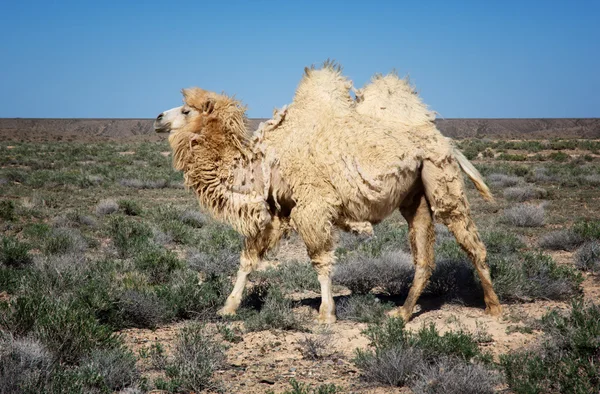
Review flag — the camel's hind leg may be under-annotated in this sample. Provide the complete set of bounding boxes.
[389,193,436,321]
[421,159,502,316]
[218,217,286,316]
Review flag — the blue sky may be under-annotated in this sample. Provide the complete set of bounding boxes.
[1,0,598,118]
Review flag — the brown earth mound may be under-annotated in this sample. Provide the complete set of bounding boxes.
[0,118,598,142]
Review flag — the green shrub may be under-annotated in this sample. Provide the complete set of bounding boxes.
[254,261,320,293]
[281,379,341,394]
[548,151,570,162]
[501,302,600,394]
[539,229,583,251]
[108,216,152,257]
[134,248,184,285]
[157,272,230,320]
[355,318,492,388]
[0,236,33,268]
[411,358,496,394]
[163,323,225,392]
[502,204,545,227]
[0,200,16,221]
[43,228,87,255]
[333,250,413,295]
[118,289,168,329]
[489,252,582,302]
[572,219,600,241]
[0,335,53,394]
[245,286,306,332]
[32,300,121,364]
[336,294,394,323]
[76,347,140,392]
[574,241,600,273]
[118,199,142,216]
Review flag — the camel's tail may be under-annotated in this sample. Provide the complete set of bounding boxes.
[451,143,494,202]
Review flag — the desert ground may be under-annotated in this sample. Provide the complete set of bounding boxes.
[1,133,600,393]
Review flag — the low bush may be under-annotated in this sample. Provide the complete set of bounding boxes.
[489,252,582,302]
[158,272,230,320]
[180,209,206,228]
[502,204,545,227]
[0,200,16,221]
[118,199,142,216]
[548,151,570,162]
[0,236,33,268]
[77,347,140,392]
[487,173,522,188]
[280,379,341,394]
[244,286,306,332]
[539,229,583,251]
[336,294,394,323]
[254,261,320,293]
[298,333,332,360]
[355,318,493,389]
[163,323,225,392]
[0,335,52,394]
[574,241,600,273]
[333,250,413,295]
[118,289,168,329]
[187,247,240,277]
[501,302,600,394]
[411,358,496,394]
[96,199,119,216]
[503,186,547,202]
[134,248,184,285]
[572,219,600,241]
[108,216,153,258]
[43,228,87,255]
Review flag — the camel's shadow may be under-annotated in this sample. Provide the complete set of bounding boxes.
[298,291,487,320]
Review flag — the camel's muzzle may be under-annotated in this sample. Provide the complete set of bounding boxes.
[154,121,171,134]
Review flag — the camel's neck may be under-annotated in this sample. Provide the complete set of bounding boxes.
[169,131,270,238]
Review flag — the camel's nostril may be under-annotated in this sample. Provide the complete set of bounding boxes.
[157,113,164,121]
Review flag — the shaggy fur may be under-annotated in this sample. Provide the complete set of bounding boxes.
[158,62,502,323]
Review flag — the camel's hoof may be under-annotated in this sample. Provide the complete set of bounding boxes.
[485,304,503,317]
[315,314,337,325]
[387,308,411,322]
[217,307,237,317]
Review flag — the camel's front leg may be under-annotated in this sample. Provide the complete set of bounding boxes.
[218,249,257,316]
[218,218,286,316]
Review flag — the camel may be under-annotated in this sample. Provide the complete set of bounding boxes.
[154,62,502,323]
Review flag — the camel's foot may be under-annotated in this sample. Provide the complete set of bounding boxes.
[387,306,412,322]
[315,312,337,325]
[485,304,503,317]
[217,305,238,318]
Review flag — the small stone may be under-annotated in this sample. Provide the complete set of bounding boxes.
[259,378,275,385]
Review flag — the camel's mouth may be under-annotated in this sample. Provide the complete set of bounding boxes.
[154,121,172,134]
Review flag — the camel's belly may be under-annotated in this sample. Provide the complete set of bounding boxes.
[340,170,420,223]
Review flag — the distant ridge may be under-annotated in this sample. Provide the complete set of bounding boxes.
[0,118,598,142]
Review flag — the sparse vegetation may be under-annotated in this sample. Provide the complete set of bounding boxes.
[0,139,597,392]
[244,286,307,332]
[354,318,494,390]
[503,204,545,227]
[161,323,225,392]
[501,302,600,394]
[503,186,547,201]
[575,241,600,273]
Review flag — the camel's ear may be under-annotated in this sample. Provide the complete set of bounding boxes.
[201,98,215,115]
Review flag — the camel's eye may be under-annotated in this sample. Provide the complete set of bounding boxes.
[182,108,190,115]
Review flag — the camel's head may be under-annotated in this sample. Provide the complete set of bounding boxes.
[154,88,219,135]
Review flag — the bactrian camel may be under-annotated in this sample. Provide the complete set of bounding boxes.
[154,62,502,323]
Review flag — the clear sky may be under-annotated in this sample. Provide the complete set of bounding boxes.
[1,0,598,119]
